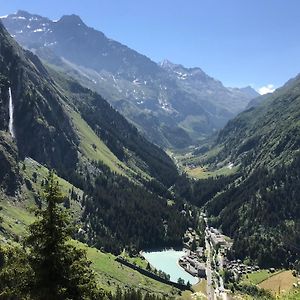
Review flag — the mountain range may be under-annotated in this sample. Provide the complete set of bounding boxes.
[1,10,259,149]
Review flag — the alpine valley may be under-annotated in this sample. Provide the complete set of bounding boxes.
[0,9,300,300]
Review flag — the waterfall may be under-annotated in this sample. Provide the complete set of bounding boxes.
[8,87,15,138]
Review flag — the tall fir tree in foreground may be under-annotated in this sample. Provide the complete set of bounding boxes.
[25,170,102,300]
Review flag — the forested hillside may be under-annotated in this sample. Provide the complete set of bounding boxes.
[185,75,300,267]
[0,20,191,254]
[214,74,300,170]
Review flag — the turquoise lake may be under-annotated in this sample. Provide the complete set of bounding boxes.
[143,250,198,285]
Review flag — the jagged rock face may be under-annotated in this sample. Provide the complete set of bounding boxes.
[0,132,20,195]
[0,76,10,131]
[2,11,259,148]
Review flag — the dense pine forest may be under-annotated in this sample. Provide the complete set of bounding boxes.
[78,164,196,254]
[206,153,300,268]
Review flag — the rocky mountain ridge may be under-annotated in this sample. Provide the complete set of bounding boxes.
[2,10,259,148]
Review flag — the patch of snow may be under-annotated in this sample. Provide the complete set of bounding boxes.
[0,15,8,19]
[175,71,188,80]
[96,73,106,81]
[33,28,44,33]
[112,75,117,84]
[110,75,123,93]
[44,41,57,47]
[133,79,141,85]
[158,92,173,113]
[26,25,31,29]
[228,162,234,169]
[12,16,26,20]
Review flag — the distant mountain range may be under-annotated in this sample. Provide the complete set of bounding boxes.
[1,10,259,148]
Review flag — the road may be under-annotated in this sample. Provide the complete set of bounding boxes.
[205,223,229,300]
[205,228,216,300]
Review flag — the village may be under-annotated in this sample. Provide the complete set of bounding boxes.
[178,227,206,278]
[173,211,261,298]
[177,216,282,299]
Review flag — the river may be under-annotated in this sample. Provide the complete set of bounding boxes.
[143,249,198,285]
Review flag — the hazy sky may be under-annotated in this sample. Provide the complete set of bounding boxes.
[1,0,300,92]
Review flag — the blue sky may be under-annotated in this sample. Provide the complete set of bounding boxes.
[1,0,300,92]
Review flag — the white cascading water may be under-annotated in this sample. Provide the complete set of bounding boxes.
[8,87,15,138]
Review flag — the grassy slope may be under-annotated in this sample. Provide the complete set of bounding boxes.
[258,270,298,295]
[22,157,83,218]
[239,270,299,299]
[233,288,300,300]
[180,280,207,300]
[0,199,34,239]
[169,146,237,180]
[64,103,151,182]
[0,157,82,239]
[241,270,282,286]
[184,165,238,179]
[278,289,300,300]
[66,107,127,176]
[50,69,153,182]
[70,240,179,297]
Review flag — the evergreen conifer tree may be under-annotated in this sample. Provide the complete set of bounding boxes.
[25,170,102,300]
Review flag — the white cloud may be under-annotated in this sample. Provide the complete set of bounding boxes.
[258,84,275,95]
